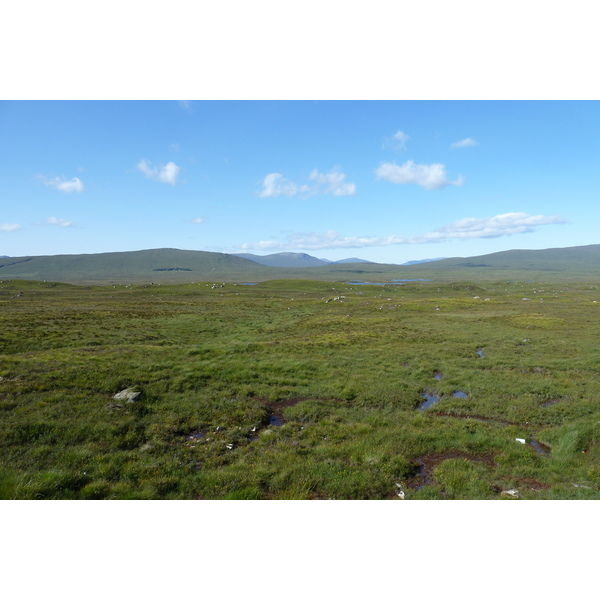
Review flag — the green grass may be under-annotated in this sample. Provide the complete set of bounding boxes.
[1,276,600,499]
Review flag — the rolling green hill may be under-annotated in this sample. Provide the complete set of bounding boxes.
[1,244,599,284]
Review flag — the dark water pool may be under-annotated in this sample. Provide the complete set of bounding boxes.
[269,414,285,427]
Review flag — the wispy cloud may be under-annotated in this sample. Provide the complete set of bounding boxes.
[0,223,22,232]
[137,159,180,185]
[46,216,75,227]
[239,212,566,251]
[383,130,409,152]
[178,101,193,112]
[375,160,463,190]
[451,137,479,149]
[190,217,205,224]
[259,168,355,198]
[39,175,85,193]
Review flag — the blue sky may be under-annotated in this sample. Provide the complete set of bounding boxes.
[1,100,598,263]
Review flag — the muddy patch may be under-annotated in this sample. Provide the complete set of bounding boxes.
[263,397,310,427]
[407,451,496,490]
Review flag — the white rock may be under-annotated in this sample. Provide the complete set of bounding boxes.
[516,438,526,444]
[113,388,142,403]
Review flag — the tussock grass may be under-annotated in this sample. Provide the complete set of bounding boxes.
[2,277,600,498]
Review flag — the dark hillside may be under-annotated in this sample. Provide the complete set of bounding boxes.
[1,244,600,284]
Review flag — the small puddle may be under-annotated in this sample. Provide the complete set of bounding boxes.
[418,391,441,410]
[433,371,443,380]
[530,437,550,456]
[185,431,205,441]
[415,460,431,490]
[477,349,484,358]
[269,414,285,427]
[418,389,468,410]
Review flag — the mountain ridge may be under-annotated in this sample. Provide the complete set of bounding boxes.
[1,243,599,284]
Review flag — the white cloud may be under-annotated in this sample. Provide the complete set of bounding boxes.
[239,212,565,251]
[137,159,180,185]
[451,138,479,149]
[178,101,193,112]
[259,173,303,198]
[375,160,464,190]
[47,216,75,227]
[260,168,355,198]
[1,223,22,232]
[40,175,85,193]
[308,168,356,196]
[190,217,205,224]
[383,130,409,151]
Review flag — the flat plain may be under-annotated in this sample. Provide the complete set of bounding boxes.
[1,276,599,499]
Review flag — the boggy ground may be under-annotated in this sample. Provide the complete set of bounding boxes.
[1,277,600,499]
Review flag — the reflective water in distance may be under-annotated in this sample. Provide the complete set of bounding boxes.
[345,279,432,285]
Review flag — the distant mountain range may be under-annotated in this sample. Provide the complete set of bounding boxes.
[1,244,599,285]
[401,257,447,266]
[233,252,374,268]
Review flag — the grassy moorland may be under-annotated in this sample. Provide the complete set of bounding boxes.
[1,276,600,499]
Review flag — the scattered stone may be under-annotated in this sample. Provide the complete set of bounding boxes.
[515,438,526,444]
[226,443,234,450]
[113,388,142,403]
[501,489,519,498]
[396,483,405,499]
[140,443,153,451]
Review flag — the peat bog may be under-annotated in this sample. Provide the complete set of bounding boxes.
[1,277,600,499]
